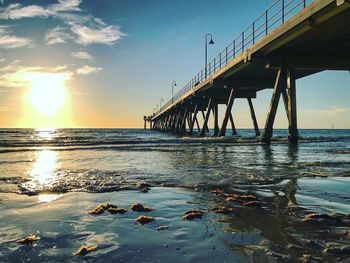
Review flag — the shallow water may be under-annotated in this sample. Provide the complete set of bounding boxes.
[0,128,350,262]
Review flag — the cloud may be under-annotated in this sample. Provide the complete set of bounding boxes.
[71,51,93,60]
[45,26,72,45]
[304,106,350,116]
[0,60,72,89]
[0,26,32,48]
[0,3,52,19]
[51,0,82,12]
[76,65,102,75]
[71,25,123,46]
[0,1,125,47]
[0,0,81,20]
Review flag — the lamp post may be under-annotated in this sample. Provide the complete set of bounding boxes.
[205,33,214,79]
[172,80,177,104]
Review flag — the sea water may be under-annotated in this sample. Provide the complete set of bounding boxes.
[0,129,349,262]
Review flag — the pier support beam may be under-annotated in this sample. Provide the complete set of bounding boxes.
[189,105,199,135]
[286,69,299,144]
[262,69,284,143]
[229,113,237,135]
[261,67,298,144]
[180,107,188,133]
[213,102,220,136]
[219,89,235,137]
[201,99,213,136]
[247,98,260,136]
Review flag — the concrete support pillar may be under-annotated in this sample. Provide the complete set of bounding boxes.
[201,99,213,136]
[180,107,188,133]
[262,68,284,143]
[247,98,260,136]
[219,89,234,137]
[189,105,198,135]
[229,113,237,135]
[213,102,219,136]
[286,68,299,144]
[262,67,298,144]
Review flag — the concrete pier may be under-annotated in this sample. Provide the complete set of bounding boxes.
[145,0,350,144]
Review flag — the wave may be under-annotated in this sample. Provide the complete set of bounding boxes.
[0,135,350,154]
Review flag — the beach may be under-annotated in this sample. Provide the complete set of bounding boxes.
[1,128,350,262]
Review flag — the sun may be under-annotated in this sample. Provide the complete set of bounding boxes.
[27,73,67,115]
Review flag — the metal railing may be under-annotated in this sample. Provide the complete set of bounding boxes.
[153,0,312,117]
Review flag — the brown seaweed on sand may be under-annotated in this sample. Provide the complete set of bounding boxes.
[183,209,204,220]
[73,245,97,256]
[212,205,235,214]
[88,203,126,215]
[16,234,40,245]
[136,215,155,224]
[130,203,153,212]
[225,194,257,202]
[88,204,110,215]
[304,213,340,222]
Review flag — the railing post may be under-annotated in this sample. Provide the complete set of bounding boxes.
[233,40,236,58]
[253,22,255,44]
[219,53,222,68]
[209,62,211,75]
[265,10,268,35]
[282,0,285,24]
[303,0,306,8]
[214,58,216,71]
[242,32,245,52]
[225,47,228,64]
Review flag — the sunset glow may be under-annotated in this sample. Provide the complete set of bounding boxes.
[27,73,67,115]
[17,71,74,128]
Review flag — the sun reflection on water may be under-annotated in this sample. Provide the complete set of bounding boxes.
[38,193,60,202]
[35,128,57,140]
[30,150,57,185]
[25,149,62,201]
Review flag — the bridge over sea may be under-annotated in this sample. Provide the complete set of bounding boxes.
[144,0,350,144]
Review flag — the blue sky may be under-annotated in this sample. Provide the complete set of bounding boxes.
[0,0,349,128]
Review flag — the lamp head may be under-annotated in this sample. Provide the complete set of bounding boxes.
[209,38,214,45]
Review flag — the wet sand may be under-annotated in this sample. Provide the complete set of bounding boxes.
[1,181,350,262]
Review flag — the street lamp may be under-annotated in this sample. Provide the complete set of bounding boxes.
[172,80,177,103]
[205,33,214,79]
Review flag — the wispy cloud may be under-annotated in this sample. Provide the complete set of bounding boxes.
[0,25,32,48]
[71,51,93,60]
[304,106,350,116]
[0,3,52,19]
[71,25,123,46]
[76,65,102,75]
[45,26,72,45]
[0,1,125,47]
[0,60,72,88]
[0,0,81,20]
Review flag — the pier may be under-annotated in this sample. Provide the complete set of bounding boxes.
[146,0,350,144]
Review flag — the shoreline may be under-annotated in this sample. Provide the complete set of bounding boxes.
[1,180,350,262]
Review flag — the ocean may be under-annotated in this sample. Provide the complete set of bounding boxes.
[0,128,350,262]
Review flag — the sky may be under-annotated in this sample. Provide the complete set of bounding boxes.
[0,0,349,129]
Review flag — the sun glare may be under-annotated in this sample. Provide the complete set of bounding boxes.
[27,73,67,115]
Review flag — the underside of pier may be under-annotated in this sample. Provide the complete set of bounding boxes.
[147,0,350,144]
